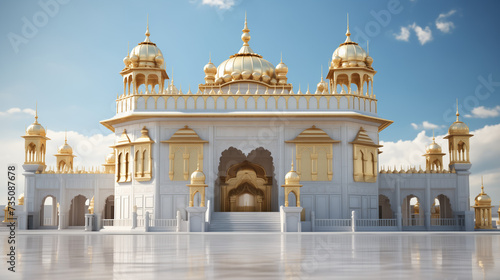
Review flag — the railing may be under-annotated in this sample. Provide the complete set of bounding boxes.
[315,219,352,227]
[116,90,378,115]
[402,218,425,227]
[431,218,457,226]
[102,219,132,227]
[356,219,397,227]
[43,218,54,226]
[149,219,177,227]
[137,218,145,227]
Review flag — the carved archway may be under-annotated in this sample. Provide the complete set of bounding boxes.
[220,161,272,212]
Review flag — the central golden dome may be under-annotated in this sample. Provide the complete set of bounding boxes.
[214,15,277,85]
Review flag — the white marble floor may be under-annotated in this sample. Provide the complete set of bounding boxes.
[1,231,500,279]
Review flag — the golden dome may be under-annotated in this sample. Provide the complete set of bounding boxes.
[426,137,442,154]
[214,15,277,85]
[448,104,470,135]
[285,162,300,185]
[190,166,206,185]
[475,186,491,206]
[26,115,46,136]
[316,76,328,93]
[126,25,164,68]
[57,140,73,155]
[331,23,371,69]
[204,59,217,75]
[449,121,469,135]
[105,151,115,164]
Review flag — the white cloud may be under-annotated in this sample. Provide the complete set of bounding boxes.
[410,23,433,45]
[394,26,410,42]
[411,121,444,130]
[380,123,500,205]
[464,105,500,119]
[201,0,235,10]
[0,107,36,116]
[436,9,457,33]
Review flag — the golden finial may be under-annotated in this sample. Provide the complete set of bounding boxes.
[65,130,67,144]
[34,101,39,123]
[345,13,352,43]
[456,99,460,121]
[196,161,200,171]
[240,12,252,50]
[481,175,484,194]
[432,128,435,141]
[244,11,248,32]
[209,52,212,63]
[280,52,283,63]
[144,14,150,42]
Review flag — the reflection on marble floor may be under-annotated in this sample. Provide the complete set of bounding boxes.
[1,232,500,279]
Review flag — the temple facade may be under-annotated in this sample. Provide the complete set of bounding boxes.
[16,16,479,231]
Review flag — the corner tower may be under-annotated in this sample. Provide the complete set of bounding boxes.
[326,16,375,97]
[120,21,169,96]
[21,109,50,173]
[444,104,473,171]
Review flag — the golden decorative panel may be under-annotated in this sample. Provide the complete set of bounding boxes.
[113,129,132,183]
[162,126,208,181]
[286,126,339,181]
[134,127,154,181]
[350,127,381,183]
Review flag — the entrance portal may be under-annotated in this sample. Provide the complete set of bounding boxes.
[220,161,272,212]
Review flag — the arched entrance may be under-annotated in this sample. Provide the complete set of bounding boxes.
[378,195,393,219]
[69,195,87,226]
[220,161,271,212]
[216,147,277,212]
[402,195,423,226]
[40,195,58,227]
[103,195,114,219]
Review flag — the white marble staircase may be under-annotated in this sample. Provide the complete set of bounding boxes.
[208,212,281,232]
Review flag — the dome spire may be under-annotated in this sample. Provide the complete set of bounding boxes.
[481,175,484,194]
[34,101,39,123]
[144,14,151,43]
[456,99,460,121]
[344,13,352,43]
[238,12,254,54]
[65,130,67,144]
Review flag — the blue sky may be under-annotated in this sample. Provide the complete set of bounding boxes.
[1,0,499,205]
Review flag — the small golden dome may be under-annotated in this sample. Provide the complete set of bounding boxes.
[105,151,115,164]
[214,15,277,85]
[316,77,328,93]
[475,189,491,206]
[26,115,46,136]
[190,166,206,185]
[128,25,164,68]
[285,162,300,185]
[331,23,371,69]
[204,59,217,76]
[276,60,288,75]
[449,121,469,135]
[57,141,73,155]
[18,193,24,205]
[426,138,442,154]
